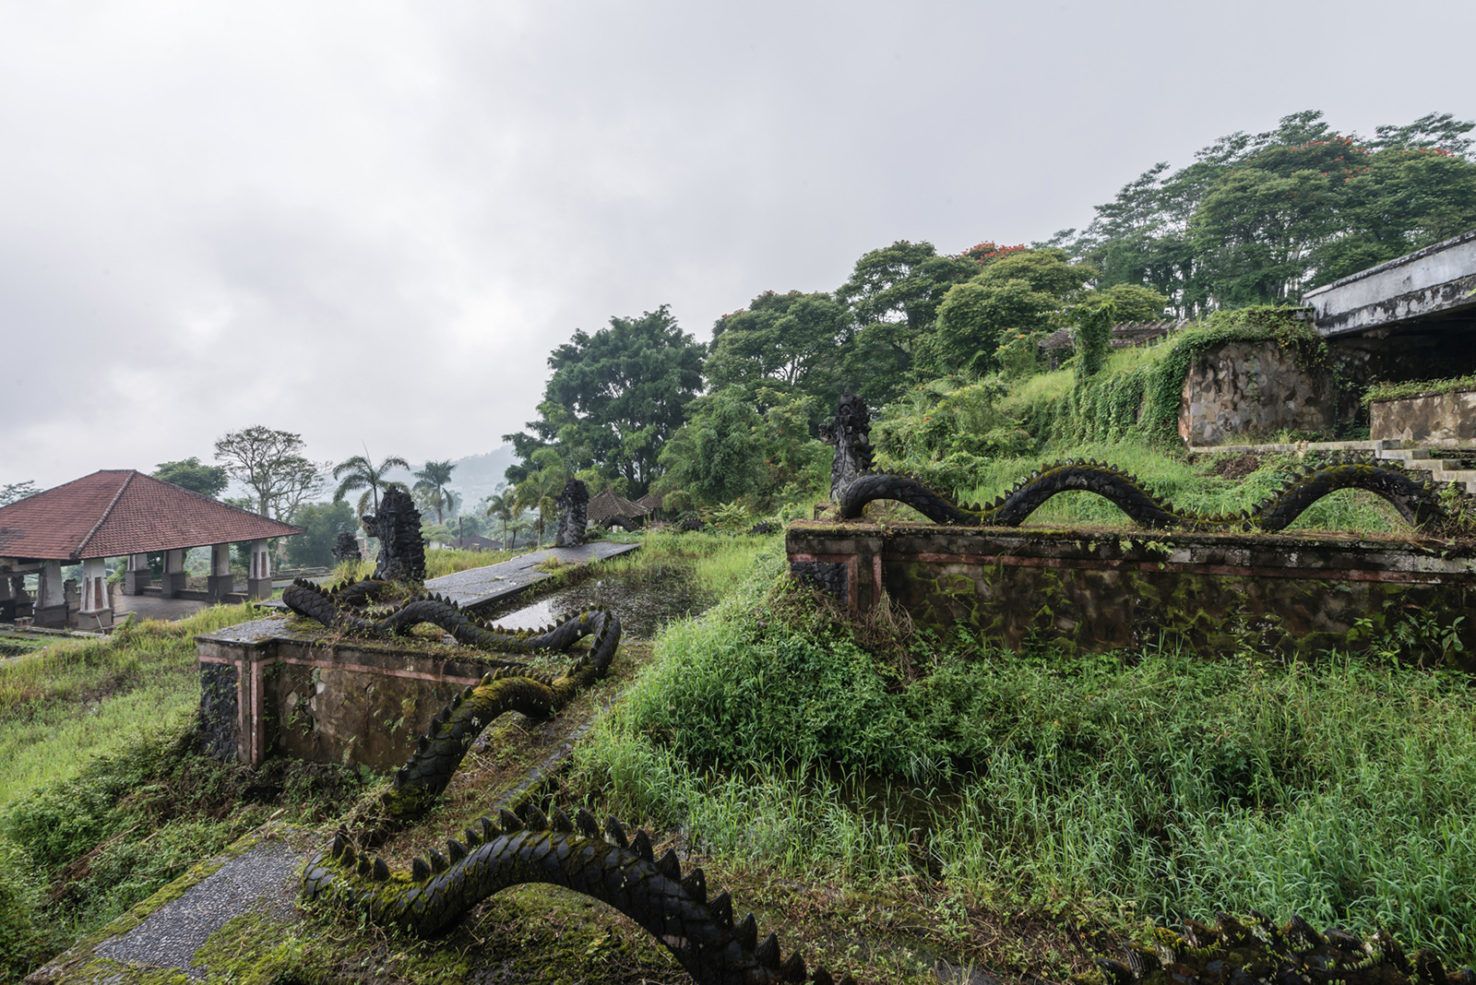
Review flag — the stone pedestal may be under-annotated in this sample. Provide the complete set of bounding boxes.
[246,578,272,600]
[123,554,150,596]
[208,544,234,602]
[78,557,112,629]
[160,549,187,598]
[208,575,235,602]
[35,561,67,627]
[32,604,68,629]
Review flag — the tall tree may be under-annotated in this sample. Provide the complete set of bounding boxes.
[705,290,850,418]
[285,500,357,568]
[482,487,516,547]
[152,457,229,499]
[1067,109,1476,312]
[214,426,324,520]
[332,453,410,515]
[835,240,975,406]
[505,306,703,496]
[412,460,457,524]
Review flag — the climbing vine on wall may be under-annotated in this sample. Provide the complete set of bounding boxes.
[1028,307,1326,445]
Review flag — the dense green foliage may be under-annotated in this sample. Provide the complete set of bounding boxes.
[152,457,229,498]
[284,499,357,568]
[575,549,1476,963]
[1064,110,1476,314]
[873,306,1325,487]
[499,109,1473,523]
[0,605,371,977]
[505,306,704,497]
[1365,373,1476,404]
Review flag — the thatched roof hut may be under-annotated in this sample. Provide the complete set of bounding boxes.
[587,489,649,530]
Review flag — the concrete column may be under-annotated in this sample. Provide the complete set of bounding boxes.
[123,553,150,595]
[160,549,187,598]
[246,539,273,599]
[208,544,234,602]
[78,557,113,628]
[34,560,67,627]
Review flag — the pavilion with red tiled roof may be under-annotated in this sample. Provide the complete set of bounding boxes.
[0,470,300,628]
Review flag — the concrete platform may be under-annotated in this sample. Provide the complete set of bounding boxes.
[424,540,639,611]
[264,540,639,614]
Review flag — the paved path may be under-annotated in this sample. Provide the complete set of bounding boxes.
[33,835,310,982]
[425,541,638,610]
[266,540,639,614]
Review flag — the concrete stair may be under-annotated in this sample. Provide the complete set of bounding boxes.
[1186,437,1476,495]
[1374,440,1476,494]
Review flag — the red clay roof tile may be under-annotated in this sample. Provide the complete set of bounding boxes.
[0,470,301,560]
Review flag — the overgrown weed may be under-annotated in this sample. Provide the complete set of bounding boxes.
[570,545,1476,962]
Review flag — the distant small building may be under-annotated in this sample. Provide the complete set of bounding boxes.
[0,470,300,629]
[447,533,503,551]
[587,489,649,531]
[635,491,668,518]
[1038,319,1183,369]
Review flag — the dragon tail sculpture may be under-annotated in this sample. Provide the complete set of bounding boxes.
[1098,911,1475,985]
[303,803,853,984]
[837,460,1449,533]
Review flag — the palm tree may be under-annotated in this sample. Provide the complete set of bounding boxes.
[333,453,410,515]
[483,487,515,546]
[412,460,457,524]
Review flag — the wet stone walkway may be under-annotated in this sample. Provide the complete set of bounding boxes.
[265,540,639,615]
[38,836,309,982]
[422,541,639,612]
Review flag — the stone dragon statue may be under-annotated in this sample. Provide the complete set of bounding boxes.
[837,460,1450,533]
[285,576,855,983]
[1098,911,1474,984]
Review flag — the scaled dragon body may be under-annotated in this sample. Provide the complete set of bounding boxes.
[282,577,622,833]
[837,461,1448,532]
[290,576,852,983]
[1098,911,1474,985]
[303,803,851,984]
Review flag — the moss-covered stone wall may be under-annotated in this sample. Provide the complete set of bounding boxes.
[196,616,510,769]
[788,521,1476,665]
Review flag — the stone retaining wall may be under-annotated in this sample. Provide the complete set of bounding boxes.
[197,616,506,769]
[1369,387,1476,443]
[1177,340,1337,445]
[787,521,1476,665]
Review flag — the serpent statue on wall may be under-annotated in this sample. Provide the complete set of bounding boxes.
[836,460,1450,533]
[285,578,855,983]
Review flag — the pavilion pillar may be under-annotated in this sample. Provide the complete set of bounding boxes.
[208,544,234,602]
[123,553,151,595]
[34,560,68,628]
[78,557,113,628]
[247,540,273,600]
[160,549,187,598]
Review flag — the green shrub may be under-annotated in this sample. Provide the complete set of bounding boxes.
[0,837,49,981]
[1364,373,1476,404]
[574,553,1476,960]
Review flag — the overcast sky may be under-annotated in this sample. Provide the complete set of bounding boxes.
[4,0,1475,489]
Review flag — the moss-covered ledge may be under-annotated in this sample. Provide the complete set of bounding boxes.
[196,617,548,770]
[787,520,1476,664]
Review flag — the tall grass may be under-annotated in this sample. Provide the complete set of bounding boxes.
[0,604,254,809]
[572,549,1476,960]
